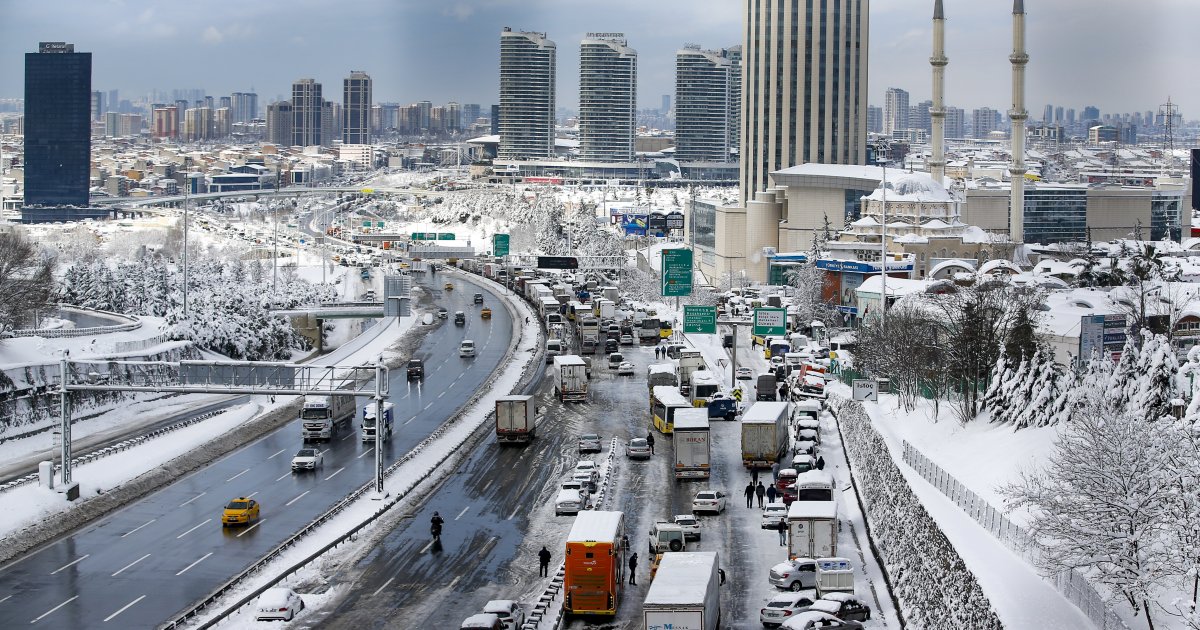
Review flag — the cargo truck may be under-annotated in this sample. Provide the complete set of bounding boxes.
[642,552,720,630]
[495,395,536,443]
[553,355,589,402]
[300,395,356,441]
[647,363,679,392]
[741,401,789,468]
[672,409,711,480]
[787,500,838,561]
[815,557,855,597]
[677,349,705,396]
[360,402,394,442]
[565,511,626,616]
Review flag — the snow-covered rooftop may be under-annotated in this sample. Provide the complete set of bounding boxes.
[864,172,954,203]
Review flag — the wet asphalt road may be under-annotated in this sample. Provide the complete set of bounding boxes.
[0,273,512,629]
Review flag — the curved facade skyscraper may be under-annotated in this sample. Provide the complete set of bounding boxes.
[499,28,556,161]
[675,46,734,163]
[578,34,637,163]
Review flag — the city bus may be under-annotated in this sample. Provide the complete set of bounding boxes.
[564,510,626,617]
[659,319,674,339]
[651,385,692,434]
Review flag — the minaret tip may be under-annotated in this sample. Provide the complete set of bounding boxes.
[1013,0,1024,14]
[934,0,944,20]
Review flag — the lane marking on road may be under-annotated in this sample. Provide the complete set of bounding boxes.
[30,595,77,623]
[247,492,258,499]
[176,519,211,539]
[179,492,206,507]
[225,468,250,482]
[341,432,356,441]
[236,520,264,537]
[121,519,156,538]
[448,575,462,590]
[0,594,11,604]
[404,416,417,426]
[506,505,521,521]
[175,552,212,576]
[102,594,145,622]
[267,448,286,459]
[275,472,290,481]
[49,555,90,575]
[111,554,150,577]
[455,506,470,520]
[419,539,435,554]
[358,448,374,459]
[324,467,345,481]
[477,536,498,558]
[371,577,395,597]
[424,402,433,410]
[285,490,310,507]
[437,391,446,399]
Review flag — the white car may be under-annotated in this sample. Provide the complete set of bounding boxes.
[617,361,635,376]
[459,340,476,357]
[290,448,323,471]
[555,488,582,516]
[561,479,591,501]
[255,587,304,621]
[673,514,701,540]
[483,600,526,630]
[736,367,753,380]
[691,490,727,514]
[578,433,602,453]
[780,611,865,629]
[762,501,789,529]
[760,591,818,628]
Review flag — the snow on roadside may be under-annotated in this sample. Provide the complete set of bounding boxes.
[850,385,1100,630]
[188,273,541,628]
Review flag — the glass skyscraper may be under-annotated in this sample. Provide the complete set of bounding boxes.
[24,42,91,210]
[498,28,556,160]
[578,34,637,162]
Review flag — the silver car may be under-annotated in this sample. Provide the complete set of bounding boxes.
[626,437,652,460]
[578,433,602,453]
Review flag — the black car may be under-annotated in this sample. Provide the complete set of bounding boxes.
[473,292,484,304]
[604,338,619,354]
[406,359,425,381]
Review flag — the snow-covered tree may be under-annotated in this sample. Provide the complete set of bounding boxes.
[1132,332,1180,423]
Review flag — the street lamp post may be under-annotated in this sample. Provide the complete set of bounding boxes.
[182,157,190,317]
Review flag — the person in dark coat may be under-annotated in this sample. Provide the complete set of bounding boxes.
[718,568,726,585]
[538,546,552,577]
[766,484,778,504]
[755,481,766,508]
[645,431,655,454]
[744,482,755,508]
[751,467,759,484]
[778,517,788,546]
[816,456,826,470]
[628,553,639,584]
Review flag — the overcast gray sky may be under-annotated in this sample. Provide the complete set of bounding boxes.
[2,0,1197,116]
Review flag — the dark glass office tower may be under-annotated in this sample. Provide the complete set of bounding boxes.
[24,42,91,208]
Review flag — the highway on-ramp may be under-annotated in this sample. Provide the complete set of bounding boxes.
[0,273,513,629]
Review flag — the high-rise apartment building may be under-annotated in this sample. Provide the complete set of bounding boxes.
[184,107,213,141]
[343,71,372,144]
[231,92,257,123]
[498,28,557,160]
[213,107,231,138]
[1043,104,1053,123]
[323,101,338,145]
[291,79,323,147]
[909,99,933,135]
[415,101,432,131]
[90,90,104,121]
[578,33,637,162]
[724,45,742,151]
[972,107,1001,138]
[945,106,965,139]
[267,101,293,145]
[740,0,868,207]
[462,103,482,128]
[1082,105,1100,122]
[884,87,910,135]
[674,45,733,163]
[867,106,882,134]
[1054,106,1064,123]
[444,102,462,132]
[153,107,179,139]
[24,42,91,209]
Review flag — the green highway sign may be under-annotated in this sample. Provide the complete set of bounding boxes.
[683,305,717,334]
[362,220,371,228]
[752,307,787,336]
[493,233,510,257]
[410,232,427,240]
[438,233,455,241]
[376,221,385,228]
[661,248,693,297]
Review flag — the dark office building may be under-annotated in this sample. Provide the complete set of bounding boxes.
[24,42,92,215]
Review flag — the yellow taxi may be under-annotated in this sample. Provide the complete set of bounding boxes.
[444,282,454,291]
[222,497,261,527]
[481,307,492,319]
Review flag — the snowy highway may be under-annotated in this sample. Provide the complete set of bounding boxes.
[0,273,513,629]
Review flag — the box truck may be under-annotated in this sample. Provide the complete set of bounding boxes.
[565,511,626,616]
[740,401,790,468]
[300,395,355,441]
[642,552,720,630]
[360,402,394,442]
[495,395,536,444]
[787,500,838,561]
[553,355,589,402]
[672,409,711,480]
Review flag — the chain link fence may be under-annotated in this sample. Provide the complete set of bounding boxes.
[901,440,1131,630]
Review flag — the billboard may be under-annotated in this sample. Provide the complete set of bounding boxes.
[621,214,648,236]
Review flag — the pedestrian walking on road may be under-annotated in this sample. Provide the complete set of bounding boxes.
[751,468,759,484]
[778,517,788,546]
[645,431,655,454]
[718,568,726,585]
[755,481,766,508]
[538,546,552,577]
[744,482,755,508]
[766,484,778,504]
[816,456,826,470]
[628,553,639,585]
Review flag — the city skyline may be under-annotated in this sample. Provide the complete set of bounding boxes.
[1,0,1198,115]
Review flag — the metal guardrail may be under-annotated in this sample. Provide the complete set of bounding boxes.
[900,440,1131,630]
[161,270,542,630]
[10,305,142,339]
[0,408,225,493]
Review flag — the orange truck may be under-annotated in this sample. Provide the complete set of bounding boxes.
[564,510,626,616]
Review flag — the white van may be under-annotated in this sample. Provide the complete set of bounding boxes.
[460,340,476,357]
[546,339,563,363]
